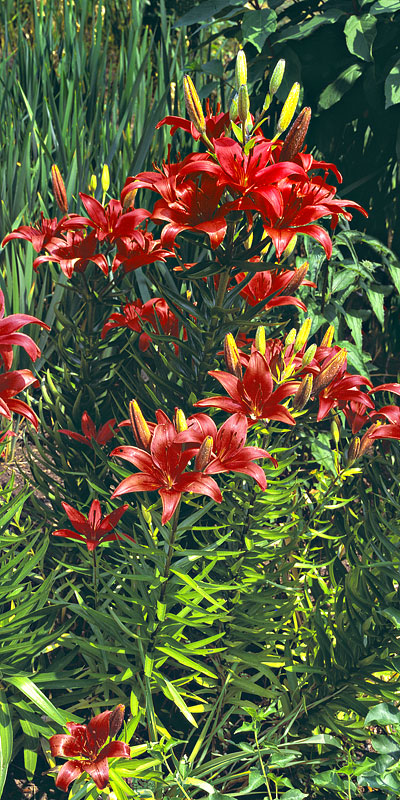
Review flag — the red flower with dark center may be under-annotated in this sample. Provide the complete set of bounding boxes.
[235,264,313,313]
[1,213,86,253]
[53,499,131,551]
[195,350,299,425]
[0,289,50,370]
[101,298,186,353]
[156,100,230,142]
[33,230,109,278]
[78,193,150,243]
[112,230,174,273]
[58,411,116,448]
[49,704,130,791]
[111,418,222,524]
[0,369,39,429]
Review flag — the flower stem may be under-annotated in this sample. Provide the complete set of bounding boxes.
[92,549,98,609]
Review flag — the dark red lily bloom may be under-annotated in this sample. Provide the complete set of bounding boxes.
[258,175,367,260]
[58,411,116,448]
[195,350,299,426]
[102,297,186,353]
[53,499,130,551]
[1,213,85,253]
[177,412,277,489]
[0,369,39,429]
[156,99,230,142]
[0,289,50,370]
[33,230,109,278]
[112,230,174,273]
[312,351,373,421]
[49,704,130,791]
[365,403,400,442]
[78,193,150,243]
[235,263,313,313]
[111,418,222,524]
[151,174,231,250]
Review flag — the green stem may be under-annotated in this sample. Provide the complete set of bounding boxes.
[196,267,231,394]
[92,548,98,610]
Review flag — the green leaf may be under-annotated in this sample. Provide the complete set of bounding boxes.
[241,9,277,53]
[385,59,400,109]
[366,287,385,327]
[274,9,344,43]
[311,433,336,475]
[370,0,400,13]
[280,791,308,800]
[158,675,198,727]
[155,646,217,678]
[6,676,79,727]
[318,63,364,110]
[365,702,400,726]
[344,14,376,62]
[0,690,12,798]
[175,0,242,26]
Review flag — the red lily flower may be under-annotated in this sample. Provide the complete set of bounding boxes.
[49,704,130,791]
[58,411,116,448]
[33,230,109,278]
[0,369,39,429]
[112,229,174,273]
[258,175,367,260]
[78,193,150,243]
[195,350,299,425]
[156,99,230,142]
[101,297,186,353]
[53,499,130,551]
[311,350,373,421]
[0,289,50,370]
[235,263,313,313]
[111,418,222,524]
[177,412,277,489]
[1,213,85,253]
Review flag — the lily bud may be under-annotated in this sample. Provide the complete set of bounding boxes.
[224,333,242,379]
[244,232,253,250]
[284,328,297,351]
[321,325,335,348]
[235,49,247,90]
[109,704,125,738]
[347,436,360,466]
[184,74,206,134]
[313,350,347,395]
[331,417,341,446]
[280,107,311,162]
[255,326,266,356]
[174,408,187,433]
[238,84,250,125]
[280,234,297,262]
[129,399,151,451]
[293,318,311,355]
[195,435,214,471]
[359,426,378,458]
[122,186,137,211]
[284,261,309,296]
[292,374,313,411]
[262,91,272,113]
[277,82,300,134]
[301,343,317,368]
[269,59,285,96]
[229,93,238,121]
[51,164,68,213]
[101,164,110,194]
[88,174,97,195]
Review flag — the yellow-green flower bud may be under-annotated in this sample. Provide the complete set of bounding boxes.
[292,374,313,411]
[277,82,300,134]
[280,233,297,262]
[262,91,272,112]
[224,333,242,379]
[235,49,247,90]
[331,417,341,446]
[174,408,187,433]
[51,164,68,213]
[229,93,238,121]
[255,326,266,356]
[89,174,97,194]
[129,399,151,451]
[284,327,297,351]
[184,74,206,134]
[301,343,317,368]
[294,318,311,355]
[347,436,360,466]
[238,84,250,125]
[313,350,347,395]
[269,59,285,96]
[101,164,110,194]
[321,325,335,348]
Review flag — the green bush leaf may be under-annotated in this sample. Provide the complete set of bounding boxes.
[344,14,377,62]
[0,690,12,799]
[274,9,344,43]
[175,0,242,26]
[370,0,400,13]
[365,702,400,726]
[241,9,277,52]
[385,59,400,108]
[318,63,364,110]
